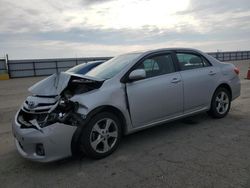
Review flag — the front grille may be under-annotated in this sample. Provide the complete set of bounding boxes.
[18,115,33,127]
[23,107,51,114]
[18,96,59,129]
[23,96,58,114]
[25,101,57,107]
[17,110,48,129]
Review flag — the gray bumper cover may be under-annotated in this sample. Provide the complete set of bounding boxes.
[12,115,77,162]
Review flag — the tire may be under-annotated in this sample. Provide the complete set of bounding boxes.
[208,87,231,118]
[79,112,122,159]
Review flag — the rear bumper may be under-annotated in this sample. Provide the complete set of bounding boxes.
[230,76,241,100]
[12,112,77,162]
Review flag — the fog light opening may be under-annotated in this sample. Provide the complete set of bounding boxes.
[36,143,45,156]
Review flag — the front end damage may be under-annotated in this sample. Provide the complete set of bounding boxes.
[18,95,82,130]
[12,72,104,162]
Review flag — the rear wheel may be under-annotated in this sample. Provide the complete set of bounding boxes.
[79,112,122,159]
[208,87,231,118]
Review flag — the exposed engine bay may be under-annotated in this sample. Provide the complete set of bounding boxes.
[17,73,104,130]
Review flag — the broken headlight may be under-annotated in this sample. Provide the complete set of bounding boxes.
[39,99,81,127]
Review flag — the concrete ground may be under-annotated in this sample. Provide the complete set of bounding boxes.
[0,60,250,188]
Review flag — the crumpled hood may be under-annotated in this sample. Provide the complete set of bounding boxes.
[29,72,71,96]
[29,72,104,96]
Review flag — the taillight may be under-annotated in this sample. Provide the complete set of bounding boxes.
[234,67,240,75]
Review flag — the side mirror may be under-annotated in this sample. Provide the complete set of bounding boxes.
[128,69,146,81]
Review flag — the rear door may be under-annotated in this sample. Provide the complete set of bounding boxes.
[175,51,219,113]
[126,52,183,128]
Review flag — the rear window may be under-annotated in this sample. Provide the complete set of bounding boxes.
[176,53,211,70]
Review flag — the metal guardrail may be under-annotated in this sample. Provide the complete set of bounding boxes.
[5,51,250,78]
[207,51,250,62]
[7,57,112,78]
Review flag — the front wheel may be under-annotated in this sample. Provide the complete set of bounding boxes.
[79,112,122,159]
[208,87,231,118]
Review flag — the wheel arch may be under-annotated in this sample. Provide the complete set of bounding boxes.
[215,83,232,100]
[208,83,232,118]
[71,105,127,156]
[88,105,127,134]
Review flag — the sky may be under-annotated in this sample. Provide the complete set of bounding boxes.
[0,0,250,59]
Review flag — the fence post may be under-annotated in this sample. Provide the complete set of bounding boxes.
[32,62,36,76]
[5,54,11,78]
[55,61,58,73]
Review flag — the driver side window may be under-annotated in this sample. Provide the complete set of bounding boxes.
[143,59,159,71]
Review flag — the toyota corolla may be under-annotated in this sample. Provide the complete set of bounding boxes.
[12,48,240,162]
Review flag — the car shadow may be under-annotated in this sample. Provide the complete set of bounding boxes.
[123,112,210,140]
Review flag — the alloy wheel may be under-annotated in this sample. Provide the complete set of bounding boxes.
[215,91,229,115]
[90,118,118,153]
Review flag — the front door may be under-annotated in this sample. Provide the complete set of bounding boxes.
[126,53,183,128]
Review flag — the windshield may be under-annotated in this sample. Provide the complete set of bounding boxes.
[85,53,142,79]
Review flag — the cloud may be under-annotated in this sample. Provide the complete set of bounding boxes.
[177,0,250,33]
[0,0,249,59]
[0,0,195,32]
[82,0,114,5]
[185,0,250,13]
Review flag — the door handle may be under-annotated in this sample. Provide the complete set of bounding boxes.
[171,78,181,83]
[208,71,216,75]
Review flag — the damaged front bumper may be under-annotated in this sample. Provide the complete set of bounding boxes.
[12,111,77,162]
[11,72,103,162]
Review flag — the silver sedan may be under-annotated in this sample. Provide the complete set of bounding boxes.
[12,48,240,162]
